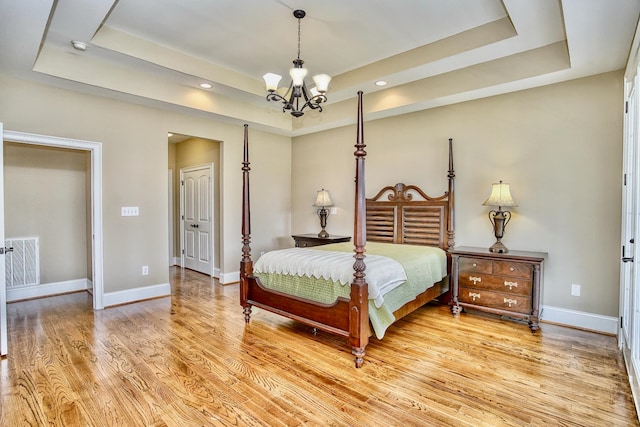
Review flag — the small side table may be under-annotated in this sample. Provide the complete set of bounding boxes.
[450,246,546,333]
[292,234,351,248]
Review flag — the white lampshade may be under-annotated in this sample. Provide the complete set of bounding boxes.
[312,74,331,93]
[263,73,282,92]
[313,189,333,207]
[482,181,518,208]
[289,67,308,87]
[309,87,320,97]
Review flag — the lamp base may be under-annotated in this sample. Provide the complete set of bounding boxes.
[489,240,509,253]
[318,229,329,238]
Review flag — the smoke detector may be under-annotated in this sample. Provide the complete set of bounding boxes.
[70,41,88,51]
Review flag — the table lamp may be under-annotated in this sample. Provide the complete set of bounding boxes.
[313,189,333,238]
[482,180,517,253]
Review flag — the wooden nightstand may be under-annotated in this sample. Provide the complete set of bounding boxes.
[291,234,351,248]
[450,246,546,333]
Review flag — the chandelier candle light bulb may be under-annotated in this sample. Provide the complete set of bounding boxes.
[263,10,331,117]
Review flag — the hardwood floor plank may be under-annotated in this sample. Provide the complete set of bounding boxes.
[0,267,637,426]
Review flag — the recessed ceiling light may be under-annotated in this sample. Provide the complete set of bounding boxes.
[70,40,88,51]
[199,83,212,89]
[375,80,388,87]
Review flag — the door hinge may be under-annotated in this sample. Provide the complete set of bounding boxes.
[181,180,184,186]
[621,316,624,327]
[626,101,629,113]
[182,249,185,254]
[624,173,627,186]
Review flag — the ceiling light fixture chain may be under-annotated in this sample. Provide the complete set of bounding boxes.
[262,9,331,118]
[296,9,302,61]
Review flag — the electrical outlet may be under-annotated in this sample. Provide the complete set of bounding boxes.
[571,283,581,296]
[330,207,338,215]
[142,265,149,275]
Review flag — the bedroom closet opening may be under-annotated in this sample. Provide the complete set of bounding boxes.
[168,134,221,278]
[3,142,92,303]
[1,127,104,356]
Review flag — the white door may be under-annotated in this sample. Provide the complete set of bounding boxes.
[181,165,213,275]
[621,76,640,397]
[621,83,637,357]
[0,122,6,356]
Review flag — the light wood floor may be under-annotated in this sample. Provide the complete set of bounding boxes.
[0,267,637,426]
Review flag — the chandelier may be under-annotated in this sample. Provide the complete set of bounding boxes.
[262,10,331,117]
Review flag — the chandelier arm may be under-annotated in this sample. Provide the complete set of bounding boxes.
[266,92,293,113]
[299,96,326,113]
[301,81,311,102]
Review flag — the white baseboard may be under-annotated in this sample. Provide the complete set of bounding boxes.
[219,270,239,284]
[541,305,618,334]
[103,283,171,307]
[7,278,88,302]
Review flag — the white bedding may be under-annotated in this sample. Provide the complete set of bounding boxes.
[254,248,407,308]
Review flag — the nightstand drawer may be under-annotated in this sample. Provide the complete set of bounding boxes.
[459,257,492,274]
[458,272,531,296]
[458,287,532,314]
[493,260,531,279]
[450,246,547,333]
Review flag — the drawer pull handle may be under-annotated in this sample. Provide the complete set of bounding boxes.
[504,298,518,307]
[469,292,481,301]
[469,276,482,285]
[504,281,518,290]
[472,262,477,267]
[509,267,515,272]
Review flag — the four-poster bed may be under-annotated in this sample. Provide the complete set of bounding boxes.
[240,91,455,367]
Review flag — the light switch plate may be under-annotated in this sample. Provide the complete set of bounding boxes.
[121,206,139,216]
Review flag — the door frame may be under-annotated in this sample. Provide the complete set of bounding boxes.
[621,79,638,354]
[168,168,174,266]
[2,129,104,309]
[621,70,640,414]
[179,163,214,276]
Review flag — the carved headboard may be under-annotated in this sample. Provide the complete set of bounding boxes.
[366,183,454,250]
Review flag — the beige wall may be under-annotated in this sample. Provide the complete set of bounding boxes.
[4,143,89,283]
[292,71,623,317]
[0,74,291,292]
[0,69,623,317]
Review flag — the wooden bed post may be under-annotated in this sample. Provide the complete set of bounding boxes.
[351,91,369,368]
[240,124,253,322]
[447,138,455,250]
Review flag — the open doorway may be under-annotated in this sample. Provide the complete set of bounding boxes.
[2,130,103,307]
[4,142,91,302]
[1,128,104,356]
[168,133,221,277]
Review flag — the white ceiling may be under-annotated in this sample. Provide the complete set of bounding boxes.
[0,0,638,136]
